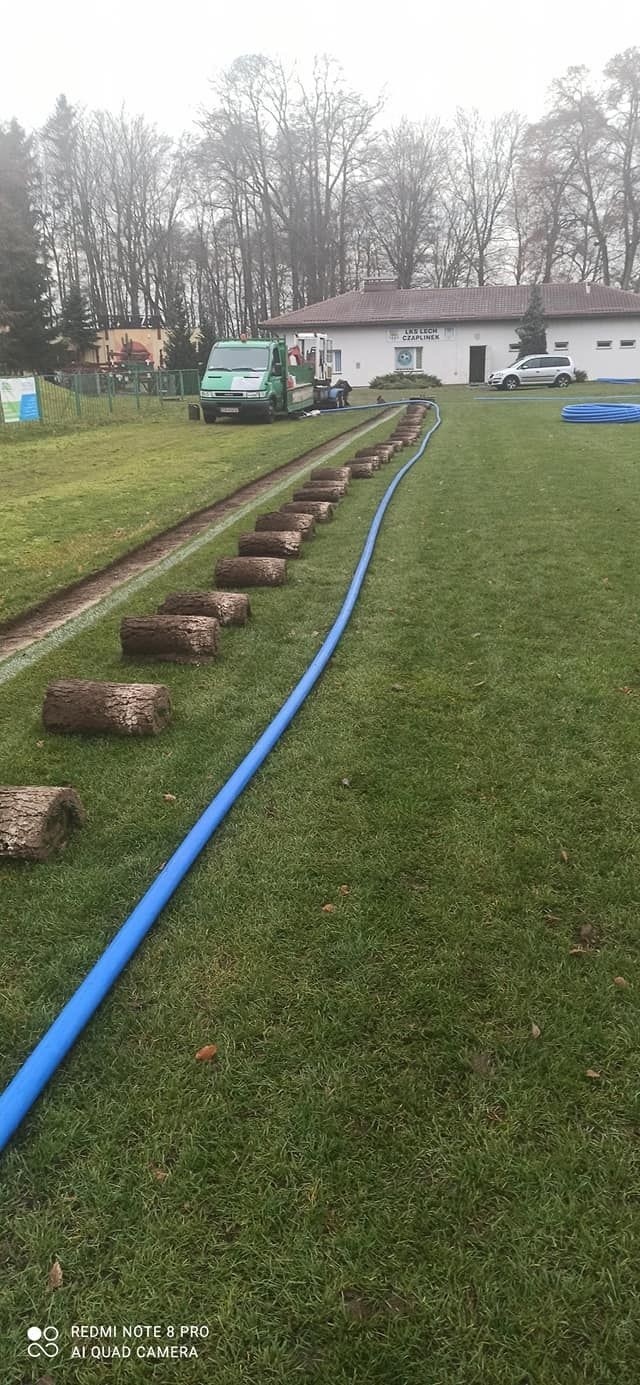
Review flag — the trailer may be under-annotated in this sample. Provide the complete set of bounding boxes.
[199,333,342,423]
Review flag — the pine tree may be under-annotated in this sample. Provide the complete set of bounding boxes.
[0,121,53,373]
[60,285,98,359]
[164,296,198,370]
[516,285,547,358]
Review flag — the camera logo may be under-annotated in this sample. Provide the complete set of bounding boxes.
[27,1325,60,1359]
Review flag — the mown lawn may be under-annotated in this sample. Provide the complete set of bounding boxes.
[2,393,640,1382]
[0,398,384,624]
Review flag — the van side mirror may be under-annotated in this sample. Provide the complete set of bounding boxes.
[272,361,282,376]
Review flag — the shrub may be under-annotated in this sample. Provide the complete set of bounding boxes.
[369,371,442,389]
[575,369,588,383]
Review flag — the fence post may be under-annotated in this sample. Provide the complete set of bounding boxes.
[156,370,161,404]
[107,373,113,414]
[35,375,44,425]
[74,374,82,418]
[179,370,184,399]
[135,372,140,412]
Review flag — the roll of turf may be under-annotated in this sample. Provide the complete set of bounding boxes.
[562,403,640,423]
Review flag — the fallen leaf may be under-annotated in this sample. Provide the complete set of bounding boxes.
[579,923,596,943]
[36,740,45,748]
[339,884,351,896]
[560,849,569,863]
[530,1022,542,1039]
[322,903,337,913]
[614,976,630,989]
[150,1166,169,1182]
[469,1052,493,1078]
[569,946,589,956]
[485,1104,506,1122]
[162,792,177,803]
[48,1258,63,1291]
[585,1068,602,1080]
[544,912,561,925]
[390,683,403,692]
[340,777,351,788]
[195,1044,218,1062]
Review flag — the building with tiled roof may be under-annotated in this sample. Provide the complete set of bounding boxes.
[263,281,640,385]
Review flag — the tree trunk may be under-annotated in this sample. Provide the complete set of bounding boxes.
[215,557,288,587]
[0,785,86,861]
[120,615,219,663]
[43,679,172,735]
[237,531,302,559]
[158,591,250,625]
[254,513,316,539]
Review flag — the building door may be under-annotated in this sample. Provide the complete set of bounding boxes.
[469,346,486,383]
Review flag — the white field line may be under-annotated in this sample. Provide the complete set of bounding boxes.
[0,412,398,688]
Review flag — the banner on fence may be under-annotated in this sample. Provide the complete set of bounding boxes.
[0,377,40,424]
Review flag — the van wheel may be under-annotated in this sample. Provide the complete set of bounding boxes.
[203,412,217,424]
[263,402,275,423]
[503,375,519,391]
[555,374,571,388]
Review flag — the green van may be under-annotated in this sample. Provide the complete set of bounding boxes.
[199,337,316,423]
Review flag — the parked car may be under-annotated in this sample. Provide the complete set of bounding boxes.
[488,354,576,390]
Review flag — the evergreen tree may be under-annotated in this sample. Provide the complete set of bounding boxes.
[164,296,198,370]
[60,285,98,358]
[0,121,52,372]
[516,284,547,358]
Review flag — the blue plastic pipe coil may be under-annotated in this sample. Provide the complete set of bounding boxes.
[0,400,440,1155]
[562,402,640,423]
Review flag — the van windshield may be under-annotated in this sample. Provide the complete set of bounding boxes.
[208,346,270,371]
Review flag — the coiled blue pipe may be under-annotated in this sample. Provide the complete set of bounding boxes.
[0,401,440,1154]
[562,403,640,423]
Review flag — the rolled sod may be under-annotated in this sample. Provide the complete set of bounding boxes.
[43,678,172,735]
[120,615,219,664]
[237,530,302,559]
[158,591,250,625]
[0,786,86,861]
[215,556,288,588]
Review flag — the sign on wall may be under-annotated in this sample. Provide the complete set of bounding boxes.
[0,376,40,424]
[387,327,456,344]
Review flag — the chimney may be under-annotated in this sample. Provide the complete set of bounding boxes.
[363,278,399,292]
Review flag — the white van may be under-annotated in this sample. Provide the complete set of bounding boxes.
[488,354,576,390]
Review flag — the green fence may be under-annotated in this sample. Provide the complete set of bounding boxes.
[0,370,201,430]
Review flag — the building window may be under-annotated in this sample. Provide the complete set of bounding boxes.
[332,349,342,372]
[355,362,360,370]
[415,347,423,370]
[621,339,636,348]
[597,340,612,348]
[554,341,569,349]
[508,342,519,352]
[444,327,454,340]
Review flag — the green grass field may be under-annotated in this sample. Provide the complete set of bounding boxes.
[0,400,385,624]
[2,391,640,1382]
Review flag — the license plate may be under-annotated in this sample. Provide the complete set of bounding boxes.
[220,407,239,414]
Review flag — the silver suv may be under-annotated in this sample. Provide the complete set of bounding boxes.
[488,354,576,390]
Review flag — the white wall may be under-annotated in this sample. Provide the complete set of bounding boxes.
[285,318,640,385]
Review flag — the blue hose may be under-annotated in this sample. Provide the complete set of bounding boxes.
[0,401,440,1155]
[562,403,640,423]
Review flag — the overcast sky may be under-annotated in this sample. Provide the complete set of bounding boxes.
[2,0,638,135]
